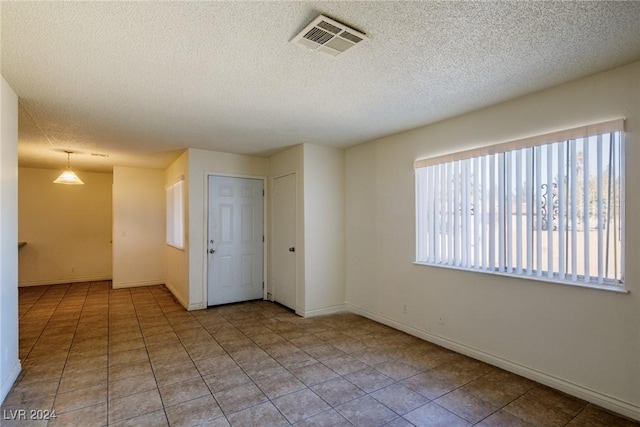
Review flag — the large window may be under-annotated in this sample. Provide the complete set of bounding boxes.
[415,120,625,290]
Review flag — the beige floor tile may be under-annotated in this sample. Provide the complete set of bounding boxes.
[203,366,251,393]
[240,357,284,380]
[566,405,639,427]
[64,355,108,374]
[321,355,368,375]
[254,370,306,399]
[108,359,153,382]
[58,368,108,393]
[48,402,107,427]
[373,360,421,381]
[144,331,181,348]
[272,388,331,424]
[53,383,107,414]
[229,347,271,365]
[310,377,366,407]
[404,402,470,427]
[526,385,588,416]
[154,361,200,387]
[227,401,289,427]
[371,383,429,415]
[336,395,398,427]
[291,362,339,386]
[3,379,59,405]
[463,372,532,406]
[275,351,317,370]
[108,347,149,367]
[186,342,226,360]
[292,409,352,427]
[213,383,268,415]
[384,417,415,427]
[108,371,158,400]
[344,367,394,393]
[159,377,211,407]
[303,344,345,362]
[504,394,576,426]
[165,395,224,427]
[330,338,370,354]
[108,409,169,427]
[261,341,300,357]
[435,388,500,424]
[402,371,457,400]
[149,349,193,369]
[108,337,146,354]
[194,354,239,376]
[475,410,536,427]
[351,349,393,366]
[108,388,163,423]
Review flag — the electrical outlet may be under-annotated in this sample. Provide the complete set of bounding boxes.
[403,304,408,314]
[71,267,75,273]
[437,314,445,325]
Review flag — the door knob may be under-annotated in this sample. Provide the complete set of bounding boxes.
[288,247,295,252]
[209,249,215,254]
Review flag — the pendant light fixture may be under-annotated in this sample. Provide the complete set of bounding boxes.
[53,151,84,185]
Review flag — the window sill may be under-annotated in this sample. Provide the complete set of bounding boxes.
[413,262,629,294]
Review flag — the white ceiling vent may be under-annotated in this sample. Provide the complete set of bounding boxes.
[291,15,368,57]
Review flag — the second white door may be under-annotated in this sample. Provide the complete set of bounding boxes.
[271,173,297,310]
[207,176,264,306]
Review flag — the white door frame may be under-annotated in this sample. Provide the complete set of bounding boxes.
[202,172,268,306]
[270,171,298,311]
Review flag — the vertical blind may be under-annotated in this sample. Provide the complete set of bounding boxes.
[415,120,624,287]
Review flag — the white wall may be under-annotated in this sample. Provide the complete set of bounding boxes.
[345,62,640,419]
[0,76,20,404]
[113,167,165,289]
[165,150,189,308]
[18,167,112,286]
[302,144,345,315]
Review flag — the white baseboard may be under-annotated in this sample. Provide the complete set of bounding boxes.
[112,279,164,289]
[19,275,111,287]
[0,359,21,405]
[346,303,640,422]
[188,302,206,311]
[163,281,189,310]
[301,304,347,318]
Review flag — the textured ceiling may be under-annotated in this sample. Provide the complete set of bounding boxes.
[2,1,639,172]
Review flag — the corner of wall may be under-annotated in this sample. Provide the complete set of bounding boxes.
[0,75,20,405]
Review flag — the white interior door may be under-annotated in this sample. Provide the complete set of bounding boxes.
[207,176,264,306]
[272,173,297,310]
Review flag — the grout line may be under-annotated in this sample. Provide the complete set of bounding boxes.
[48,282,90,426]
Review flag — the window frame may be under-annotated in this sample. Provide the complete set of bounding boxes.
[414,120,626,293]
[166,178,185,250]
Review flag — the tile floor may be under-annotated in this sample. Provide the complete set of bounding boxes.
[2,282,637,427]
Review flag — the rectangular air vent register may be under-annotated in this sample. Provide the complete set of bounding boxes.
[292,15,368,57]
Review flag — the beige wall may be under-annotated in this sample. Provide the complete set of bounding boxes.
[164,148,269,310]
[188,148,268,309]
[302,144,345,315]
[18,167,112,286]
[113,167,165,288]
[266,144,346,316]
[165,150,189,308]
[345,61,640,419]
[0,76,20,404]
